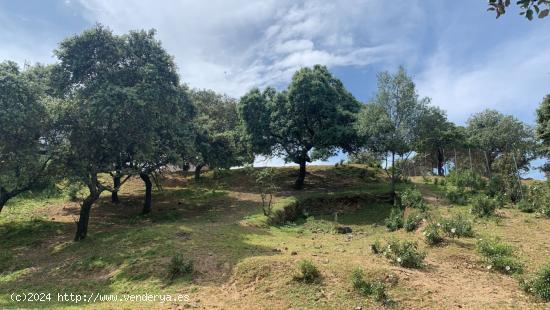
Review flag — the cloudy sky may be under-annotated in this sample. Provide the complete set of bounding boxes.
[1,0,549,173]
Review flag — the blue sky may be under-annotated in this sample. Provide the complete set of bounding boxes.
[1,0,549,176]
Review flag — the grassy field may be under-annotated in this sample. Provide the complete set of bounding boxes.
[0,165,549,309]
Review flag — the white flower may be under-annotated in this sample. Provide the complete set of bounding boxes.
[397,257,402,263]
[505,266,511,271]
[451,228,456,234]
[437,223,441,227]
[487,265,492,270]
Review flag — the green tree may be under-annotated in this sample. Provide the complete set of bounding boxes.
[356,67,427,197]
[536,94,550,173]
[239,65,360,189]
[467,109,534,178]
[0,61,59,212]
[188,89,252,180]
[55,25,193,240]
[415,106,461,176]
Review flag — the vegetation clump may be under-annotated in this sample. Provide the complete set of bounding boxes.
[350,268,390,304]
[521,264,550,302]
[167,253,194,280]
[440,214,475,238]
[423,223,444,246]
[404,210,424,232]
[471,195,498,218]
[400,187,426,210]
[294,260,321,283]
[375,239,426,268]
[384,208,404,231]
[476,238,523,274]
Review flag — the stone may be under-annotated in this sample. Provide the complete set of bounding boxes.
[336,226,353,234]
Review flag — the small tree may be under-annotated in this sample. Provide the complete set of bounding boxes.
[239,65,360,189]
[356,67,427,198]
[255,168,278,216]
[536,94,550,174]
[188,89,252,181]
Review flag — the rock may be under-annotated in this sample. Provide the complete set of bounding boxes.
[355,306,362,310]
[291,251,298,255]
[336,226,353,234]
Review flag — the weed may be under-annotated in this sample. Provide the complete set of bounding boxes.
[167,253,194,280]
[377,239,426,269]
[521,264,550,301]
[423,223,444,246]
[384,208,404,231]
[351,268,389,303]
[295,260,320,283]
[476,238,523,274]
[471,195,497,218]
[440,214,474,238]
[404,210,424,232]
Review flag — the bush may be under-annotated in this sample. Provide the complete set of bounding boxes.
[350,268,389,303]
[440,214,474,238]
[384,208,404,231]
[295,260,320,283]
[517,200,536,213]
[423,223,444,246]
[400,187,425,210]
[476,238,523,274]
[471,195,497,218]
[378,239,426,269]
[168,253,194,280]
[371,240,382,254]
[522,264,550,301]
[404,211,424,232]
[447,169,485,191]
[445,186,468,205]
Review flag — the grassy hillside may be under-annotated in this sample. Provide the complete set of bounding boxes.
[0,165,549,309]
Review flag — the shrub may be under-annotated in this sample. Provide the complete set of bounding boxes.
[384,208,404,231]
[350,268,389,303]
[471,195,497,218]
[168,253,194,280]
[379,239,426,268]
[447,169,485,191]
[400,187,425,209]
[295,260,320,283]
[517,200,536,213]
[445,186,468,205]
[423,223,444,246]
[522,264,550,301]
[371,240,382,254]
[404,211,424,232]
[440,214,474,238]
[476,238,523,274]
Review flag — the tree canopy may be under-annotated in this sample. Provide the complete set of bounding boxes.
[239,65,360,189]
[488,0,550,19]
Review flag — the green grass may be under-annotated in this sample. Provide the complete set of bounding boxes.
[0,166,549,309]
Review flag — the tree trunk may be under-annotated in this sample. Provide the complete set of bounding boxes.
[390,152,396,202]
[0,187,10,214]
[484,152,492,178]
[437,148,445,176]
[294,159,307,190]
[111,175,121,203]
[74,180,100,241]
[140,173,152,214]
[194,164,204,181]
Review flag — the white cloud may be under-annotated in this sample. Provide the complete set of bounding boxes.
[417,30,550,125]
[76,0,425,96]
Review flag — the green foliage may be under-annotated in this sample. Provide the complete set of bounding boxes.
[187,89,252,173]
[444,186,468,205]
[376,239,426,268]
[423,223,444,246]
[537,95,550,156]
[356,67,428,193]
[471,195,497,218]
[400,187,426,210]
[440,214,474,238]
[404,210,424,232]
[295,260,320,283]
[167,253,194,280]
[239,65,360,189]
[384,208,404,231]
[519,183,550,216]
[488,0,550,20]
[255,168,278,216]
[476,238,523,274]
[347,151,382,168]
[521,264,550,301]
[371,240,383,254]
[446,169,486,192]
[0,61,58,209]
[350,268,389,303]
